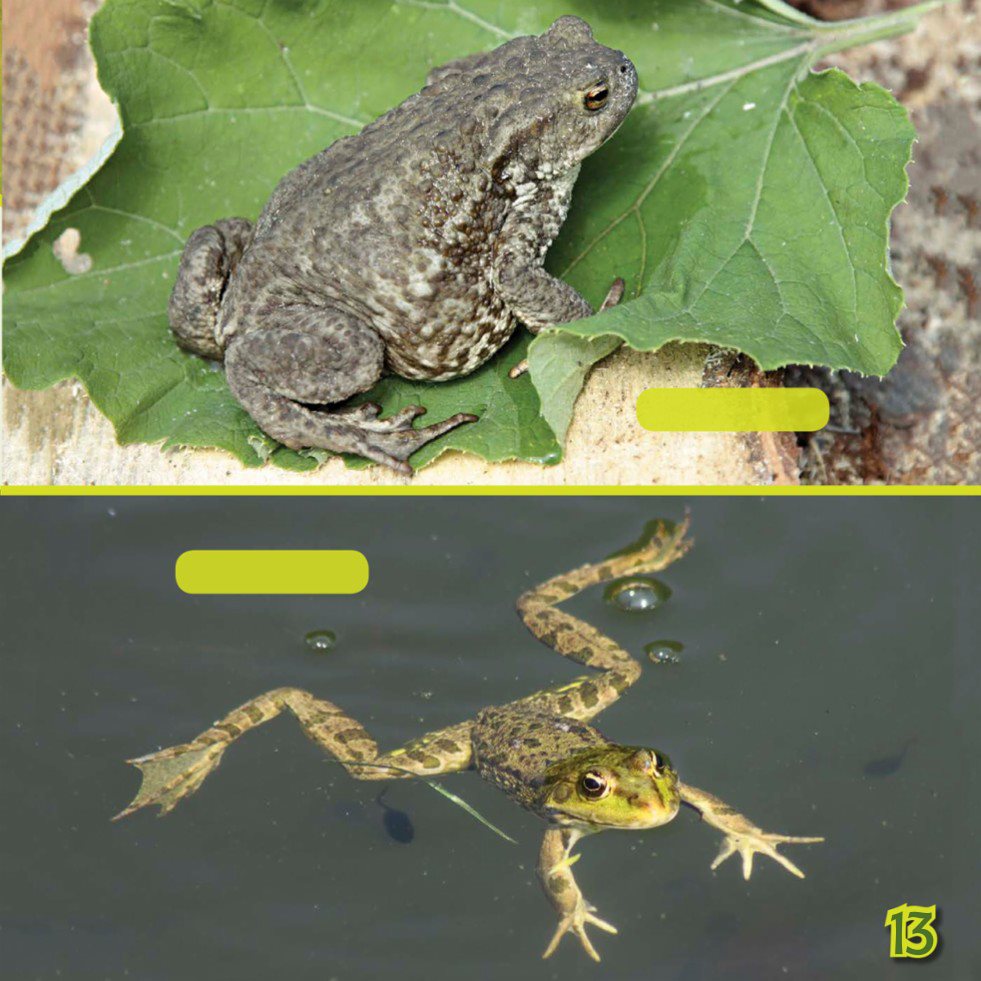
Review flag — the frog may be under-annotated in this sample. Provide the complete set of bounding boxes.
[114,518,822,961]
[167,16,637,475]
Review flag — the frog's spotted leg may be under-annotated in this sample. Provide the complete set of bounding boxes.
[515,517,691,961]
[679,782,824,880]
[113,687,474,820]
[514,515,692,724]
[539,827,616,962]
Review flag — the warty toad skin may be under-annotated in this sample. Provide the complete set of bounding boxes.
[168,16,637,473]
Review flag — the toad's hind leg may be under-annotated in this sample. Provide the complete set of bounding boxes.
[114,687,474,820]
[514,517,692,722]
[168,217,254,359]
[224,309,476,475]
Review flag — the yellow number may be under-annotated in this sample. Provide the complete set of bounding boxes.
[885,904,939,959]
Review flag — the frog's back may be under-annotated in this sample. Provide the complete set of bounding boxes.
[472,707,607,811]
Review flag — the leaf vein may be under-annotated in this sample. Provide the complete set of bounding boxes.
[13,251,183,296]
[83,204,187,244]
[560,77,737,279]
[682,58,806,317]
[783,102,858,310]
[638,41,814,104]
[140,25,212,107]
[695,0,810,35]
[395,0,518,40]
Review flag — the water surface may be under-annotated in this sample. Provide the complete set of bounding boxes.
[1,498,976,980]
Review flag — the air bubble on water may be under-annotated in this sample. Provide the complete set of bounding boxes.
[304,629,337,653]
[645,640,684,665]
[604,576,672,613]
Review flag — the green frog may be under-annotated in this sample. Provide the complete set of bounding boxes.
[115,519,822,961]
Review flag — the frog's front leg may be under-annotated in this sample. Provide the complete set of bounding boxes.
[680,782,824,880]
[224,308,476,475]
[538,827,617,962]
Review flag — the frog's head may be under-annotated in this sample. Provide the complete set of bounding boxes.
[536,745,680,832]
[454,16,637,179]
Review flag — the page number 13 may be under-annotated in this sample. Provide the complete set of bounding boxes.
[885,904,939,959]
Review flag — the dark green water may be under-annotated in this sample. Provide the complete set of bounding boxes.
[1,498,977,980]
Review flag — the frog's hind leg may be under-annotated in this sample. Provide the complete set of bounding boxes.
[168,217,253,359]
[114,687,474,820]
[514,517,692,723]
[224,310,477,475]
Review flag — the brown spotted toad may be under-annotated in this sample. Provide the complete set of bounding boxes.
[168,16,637,474]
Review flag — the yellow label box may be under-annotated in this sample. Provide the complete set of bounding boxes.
[636,388,830,432]
[175,550,369,595]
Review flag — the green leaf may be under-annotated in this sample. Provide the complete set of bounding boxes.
[531,1,938,430]
[3,0,938,471]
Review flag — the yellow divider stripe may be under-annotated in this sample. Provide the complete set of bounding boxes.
[175,550,369,595]
[4,486,976,497]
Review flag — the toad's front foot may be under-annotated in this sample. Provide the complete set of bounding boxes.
[346,404,478,476]
[542,897,618,962]
[508,277,626,379]
[711,828,824,880]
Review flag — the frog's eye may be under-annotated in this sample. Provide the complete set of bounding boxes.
[583,83,609,112]
[650,752,662,776]
[579,771,610,799]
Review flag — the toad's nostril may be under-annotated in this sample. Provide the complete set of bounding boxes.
[619,63,629,74]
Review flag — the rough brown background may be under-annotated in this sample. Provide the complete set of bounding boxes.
[2,0,976,485]
[802,0,979,484]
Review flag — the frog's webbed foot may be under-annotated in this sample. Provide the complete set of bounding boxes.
[508,277,626,380]
[711,829,825,881]
[334,403,478,476]
[542,898,618,962]
[606,513,692,579]
[112,741,227,821]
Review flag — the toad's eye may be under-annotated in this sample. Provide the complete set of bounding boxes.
[583,83,609,112]
[579,771,609,799]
